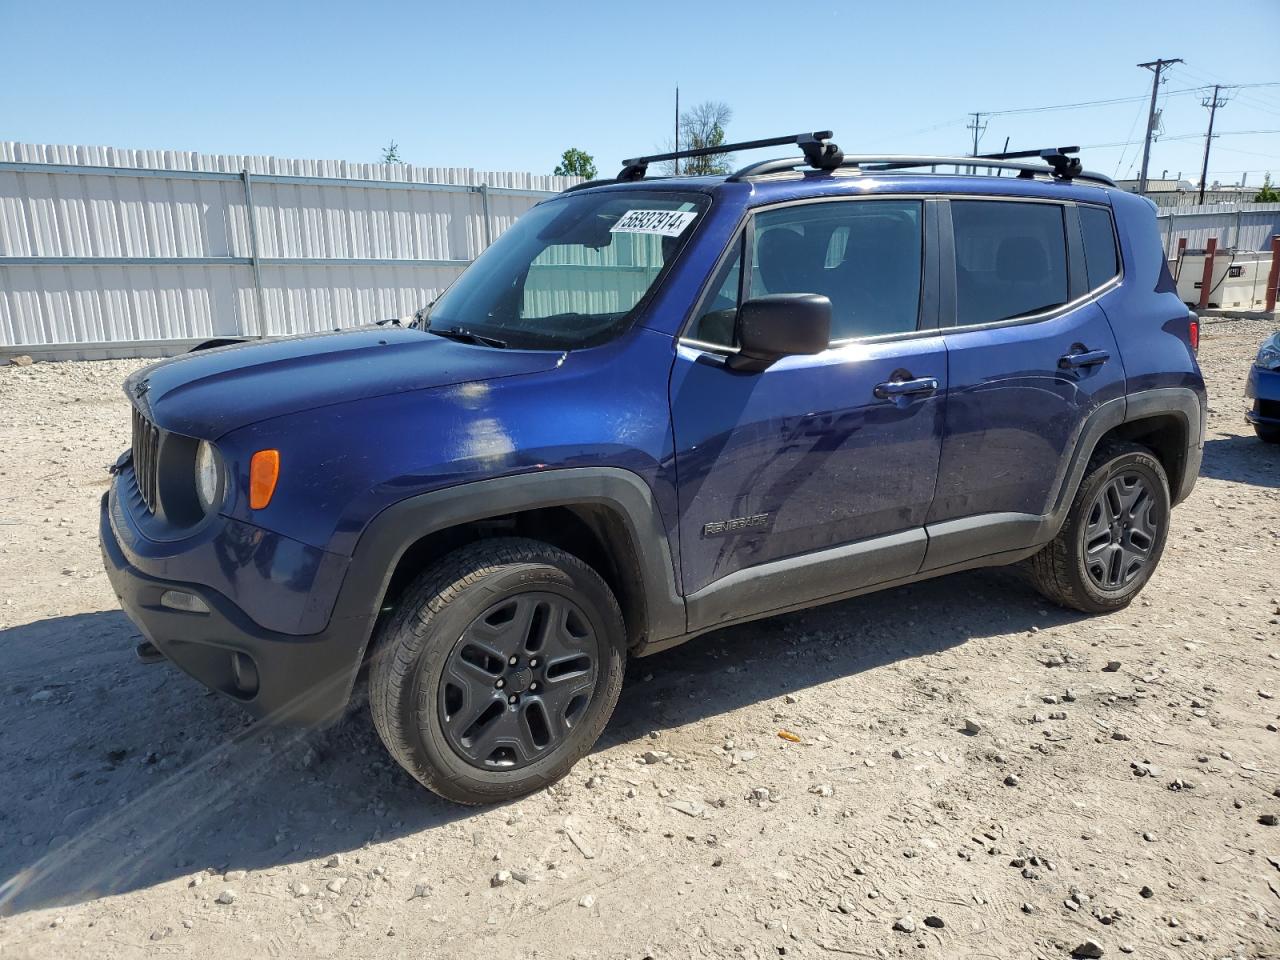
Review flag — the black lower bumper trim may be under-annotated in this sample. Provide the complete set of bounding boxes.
[100,494,370,726]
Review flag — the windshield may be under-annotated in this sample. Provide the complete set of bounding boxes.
[424,190,710,349]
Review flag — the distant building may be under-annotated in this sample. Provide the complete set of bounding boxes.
[1114,177,1267,208]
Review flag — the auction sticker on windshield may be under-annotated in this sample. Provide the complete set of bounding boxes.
[610,209,698,237]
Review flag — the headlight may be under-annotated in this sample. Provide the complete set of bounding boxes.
[194,441,222,512]
[1257,333,1280,371]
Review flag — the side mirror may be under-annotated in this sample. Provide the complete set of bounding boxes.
[727,294,831,371]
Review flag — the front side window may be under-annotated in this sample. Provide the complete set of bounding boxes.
[426,190,708,349]
[688,200,924,348]
[690,237,743,346]
[952,200,1069,326]
[1079,205,1120,290]
[751,201,924,341]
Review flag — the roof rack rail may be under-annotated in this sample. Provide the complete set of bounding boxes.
[728,151,1115,187]
[616,131,842,182]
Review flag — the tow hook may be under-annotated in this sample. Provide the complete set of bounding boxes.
[135,640,165,664]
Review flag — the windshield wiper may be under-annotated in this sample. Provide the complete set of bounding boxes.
[426,326,508,348]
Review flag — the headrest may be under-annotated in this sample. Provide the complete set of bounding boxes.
[997,236,1049,281]
[757,228,809,293]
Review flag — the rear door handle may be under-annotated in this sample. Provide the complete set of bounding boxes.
[874,376,939,399]
[1059,348,1110,369]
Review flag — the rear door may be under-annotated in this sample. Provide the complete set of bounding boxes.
[670,197,948,627]
[923,197,1126,569]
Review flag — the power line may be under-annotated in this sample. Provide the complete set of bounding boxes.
[1113,91,1154,177]
[979,84,1209,118]
[1084,129,1280,147]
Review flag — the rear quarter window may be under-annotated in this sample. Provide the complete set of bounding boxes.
[1078,205,1120,290]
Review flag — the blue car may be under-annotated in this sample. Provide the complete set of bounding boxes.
[1246,331,1280,443]
[100,134,1206,803]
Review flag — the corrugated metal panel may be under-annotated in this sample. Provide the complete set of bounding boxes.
[1156,202,1280,254]
[0,141,578,352]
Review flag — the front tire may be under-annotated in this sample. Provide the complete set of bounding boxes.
[369,537,626,805]
[1029,442,1171,614]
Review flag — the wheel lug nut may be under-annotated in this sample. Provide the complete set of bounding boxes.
[529,658,538,668]
[496,678,505,689]
[509,656,518,666]
[508,694,517,705]
[530,682,538,691]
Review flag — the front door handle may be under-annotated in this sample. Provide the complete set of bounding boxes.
[874,376,939,399]
[1059,348,1110,369]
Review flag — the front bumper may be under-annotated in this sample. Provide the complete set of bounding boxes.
[1245,365,1280,427]
[100,492,368,726]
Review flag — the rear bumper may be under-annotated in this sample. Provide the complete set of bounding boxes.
[100,492,369,726]
[1246,366,1280,426]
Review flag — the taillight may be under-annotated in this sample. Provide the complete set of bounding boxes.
[1188,315,1200,354]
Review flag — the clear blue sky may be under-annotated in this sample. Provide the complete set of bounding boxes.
[3,0,1277,186]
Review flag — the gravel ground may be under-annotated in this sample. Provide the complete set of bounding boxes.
[0,319,1278,960]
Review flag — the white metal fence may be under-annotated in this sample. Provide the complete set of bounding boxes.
[0,141,578,358]
[1156,202,1280,255]
[5,143,1275,360]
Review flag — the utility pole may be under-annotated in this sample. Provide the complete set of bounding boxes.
[1197,84,1228,204]
[966,112,986,174]
[1136,58,1182,194]
[967,112,986,155]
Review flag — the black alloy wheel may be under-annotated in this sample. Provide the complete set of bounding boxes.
[1081,472,1160,590]
[439,592,600,771]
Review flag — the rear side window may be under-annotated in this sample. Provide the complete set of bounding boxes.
[952,201,1069,326]
[1078,205,1120,290]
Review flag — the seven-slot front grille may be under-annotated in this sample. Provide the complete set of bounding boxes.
[131,405,161,513]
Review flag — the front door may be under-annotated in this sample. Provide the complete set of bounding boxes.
[670,197,947,627]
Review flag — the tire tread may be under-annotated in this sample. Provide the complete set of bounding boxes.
[369,537,625,805]
[1029,440,1169,614]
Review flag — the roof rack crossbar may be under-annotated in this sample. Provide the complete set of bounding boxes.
[728,153,1114,188]
[976,145,1083,180]
[617,131,841,181]
[977,145,1080,161]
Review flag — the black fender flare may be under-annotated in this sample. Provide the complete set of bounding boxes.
[327,467,687,659]
[1047,385,1204,532]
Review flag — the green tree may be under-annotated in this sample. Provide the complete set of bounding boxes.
[1255,173,1280,203]
[554,147,597,180]
[380,140,402,164]
[662,101,733,176]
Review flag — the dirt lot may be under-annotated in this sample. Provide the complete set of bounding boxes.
[1,319,1278,960]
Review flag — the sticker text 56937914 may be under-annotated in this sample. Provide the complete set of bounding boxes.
[609,209,698,237]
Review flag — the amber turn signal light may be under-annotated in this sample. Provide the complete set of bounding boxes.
[249,449,280,510]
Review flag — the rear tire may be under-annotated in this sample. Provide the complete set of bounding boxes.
[369,537,626,805]
[1254,423,1280,444]
[1029,441,1170,614]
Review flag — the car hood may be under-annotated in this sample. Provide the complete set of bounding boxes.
[126,327,565,438]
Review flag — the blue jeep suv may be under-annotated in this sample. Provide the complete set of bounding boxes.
[100,134,1206,804]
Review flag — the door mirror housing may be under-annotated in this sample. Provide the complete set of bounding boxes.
[727,294,831,371]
